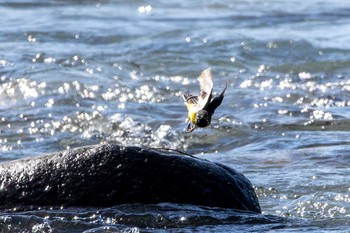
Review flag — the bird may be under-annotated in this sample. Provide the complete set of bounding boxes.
[182,68,227,132]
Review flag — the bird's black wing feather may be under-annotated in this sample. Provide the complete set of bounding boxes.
[205,84,227,115]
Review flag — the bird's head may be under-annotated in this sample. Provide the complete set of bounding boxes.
[195,110,211,128]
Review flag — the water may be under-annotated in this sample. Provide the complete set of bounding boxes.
[1,0,350,232]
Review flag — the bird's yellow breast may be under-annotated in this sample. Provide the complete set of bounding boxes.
[186,103,197,124]
[188,111,196,124]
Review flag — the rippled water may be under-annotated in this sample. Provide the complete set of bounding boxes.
[1,0,350,232]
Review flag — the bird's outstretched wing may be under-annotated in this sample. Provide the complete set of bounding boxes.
[182,94,198,105]
[182,68,213,112]
[197,68,213,110]
[182,94,198,112]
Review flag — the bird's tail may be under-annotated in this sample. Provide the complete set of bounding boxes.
[204,83,227,114]
[220,83,228,96]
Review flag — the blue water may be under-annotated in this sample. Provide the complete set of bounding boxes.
[1,0,350,232]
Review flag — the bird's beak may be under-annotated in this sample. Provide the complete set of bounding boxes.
[186,123,195,132]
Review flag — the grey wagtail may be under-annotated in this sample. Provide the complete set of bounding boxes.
[182,68,227,132]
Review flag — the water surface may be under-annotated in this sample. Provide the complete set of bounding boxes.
[1,0,350,232]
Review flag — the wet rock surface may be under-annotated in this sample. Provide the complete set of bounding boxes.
[0,144,260,213]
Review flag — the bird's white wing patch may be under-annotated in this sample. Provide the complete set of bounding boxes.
[197,68,213,110]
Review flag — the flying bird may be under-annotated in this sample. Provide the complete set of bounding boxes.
[182,68,227,132]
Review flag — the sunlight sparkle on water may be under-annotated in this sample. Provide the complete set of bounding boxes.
[138,5,152,14]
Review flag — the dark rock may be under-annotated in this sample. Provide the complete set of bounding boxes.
[0,144,261,213]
